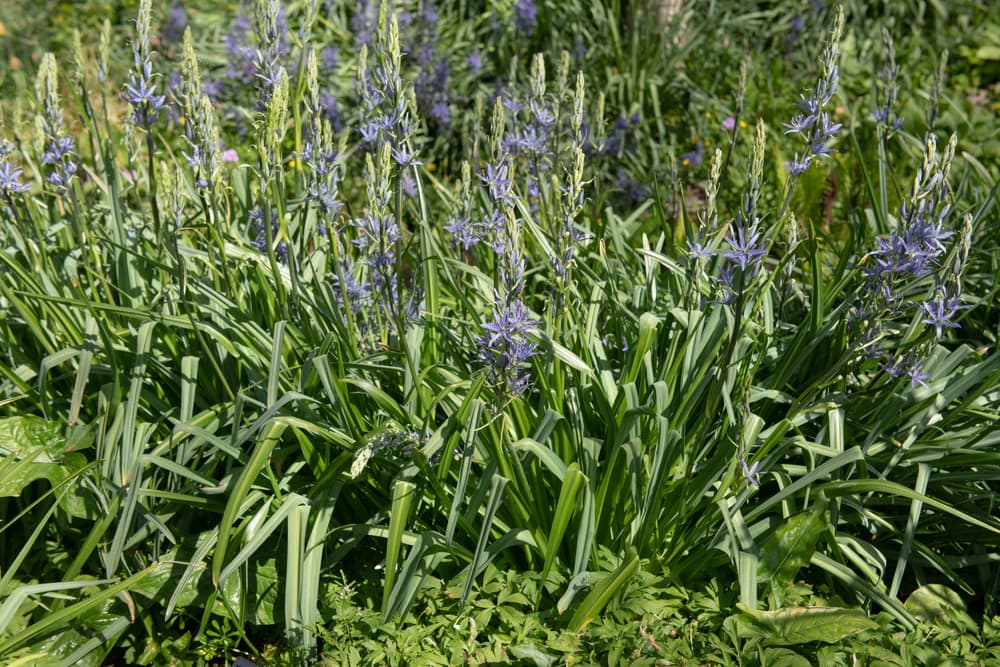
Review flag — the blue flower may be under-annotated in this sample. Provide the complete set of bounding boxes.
[0,161,31,195]
[444,214,485,250]
[680,141,704,167]
[480,160,514,204]
[514,0,538,34]
[391,145,422,168]
[123,72,167,127]
[466,49,483,73]
[918,290,962,339]
[478,297,538,397]
[723,225,767,272]
[687,238,715,264]
[163,2,187,44]
[740,457,761,488]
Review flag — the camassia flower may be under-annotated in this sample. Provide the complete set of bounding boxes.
[477,294,537,397]
[0,160,31,196]
[782,7,843,176]
[723,224,766,272]
[918,288,962,340]
[124,0,166,130]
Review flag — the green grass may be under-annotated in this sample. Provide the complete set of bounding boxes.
[0,0,998,664]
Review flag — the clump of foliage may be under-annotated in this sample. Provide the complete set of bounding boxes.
[0,0,998,664]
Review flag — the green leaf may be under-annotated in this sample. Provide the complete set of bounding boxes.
[761,647,811,667]
[0,566,156,655]
[509,643,556,667]
[759,496,829,599]
[212,420,288,588]
[539,464,587,590]
[732,604,880,645]
[0,417,90,517]
[905,584,978,633]
[383,480,417,616]
[568,547,640,632]
[0,416,64,461]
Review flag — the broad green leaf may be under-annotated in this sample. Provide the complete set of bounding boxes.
[759,495,829,599]
[383,479,417,616]
[509,643,556,667]
[0,416,64,461]
[218,493,309,590]
[539,464,587,590]
[39,613,129,667]
[905,584,978,633]
[732,604,880,645]
[212,420,288,587]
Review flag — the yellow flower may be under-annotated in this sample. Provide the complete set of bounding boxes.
[682,158,690,166]
[427,162,436,172]
[0,21,7,37]
[704,140,712,148]
[739,120,748,129]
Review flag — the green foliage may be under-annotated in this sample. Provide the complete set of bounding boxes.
[0,0,998,664]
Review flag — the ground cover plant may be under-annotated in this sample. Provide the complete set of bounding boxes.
[1,0,999,664]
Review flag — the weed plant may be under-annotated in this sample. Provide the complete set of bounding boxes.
[0,0,998,664]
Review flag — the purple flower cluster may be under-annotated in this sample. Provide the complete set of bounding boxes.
[458,98,538,397]
[478,293,538,397]
[177,3,295,140]
[443,162,483,250]
[716,126,767,300]
[679,140,704,167]
[854,134,964,387]
[124,0,167,130]
[615,170,649,207]
[329,258,371,315]
[0,156,31,198]
[250,206,287,264]
[444,152,514,250]
[301,141,344,219]
[370,427,424,457]
[918,287,962,340]
[162,2,188,45]
[38,111,77,191]
[782,7,843,176]
[356,28,411,153]
[477,200,537,396]
[514,0,538,35]
[409,2,454,129]
[225,13,257,85]
[863,136,956,302]
[349,0,381,49]
[682,126,768,307]
[252,0,290,107]
[883,350,930,388]
[603,113,641,157]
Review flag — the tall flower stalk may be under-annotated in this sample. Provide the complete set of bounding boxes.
[778,5,844,220]
[256,67,292,318]
[35,55,77,197]
[477,98,537,399]
[548,71,590,321]
[351,9,422,348]
[855,133,962,386]
[123,0,167,245]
